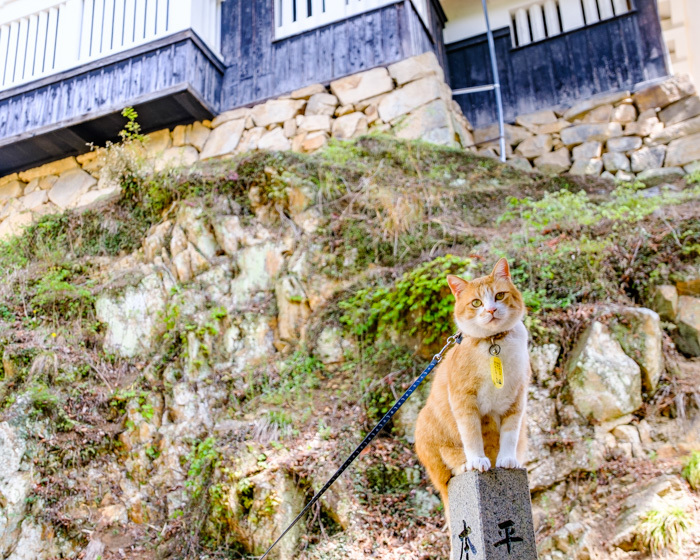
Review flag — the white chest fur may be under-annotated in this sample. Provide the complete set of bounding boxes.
[475,321,529,417]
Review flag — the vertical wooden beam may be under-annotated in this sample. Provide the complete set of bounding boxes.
[612,0,629,16]
[543,0,560,36]
[581,0,600,24]
[24,14,38,80]
[528,4,546,42]
[43,7,58,72]
[123,0,136,46]
[15,17,28,82]
[90,0,104,56]
[598,0,614,19]
[558,0,585,32]
[78,0,95,60]
[0,24,10,87]
[34,10,48,75]
[514,8,530,46]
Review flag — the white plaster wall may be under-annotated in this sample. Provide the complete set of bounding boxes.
[659,0,700,85]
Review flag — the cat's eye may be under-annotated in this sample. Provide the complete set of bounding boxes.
[471,299,482,308]
[495,292,506,301]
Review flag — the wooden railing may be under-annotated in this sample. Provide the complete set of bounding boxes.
[511,0,630,47]
[274,0,429,40]
[0,0,223,92]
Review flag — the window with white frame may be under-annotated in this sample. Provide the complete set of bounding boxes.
[274,0,429,40]
[510,0,630,47]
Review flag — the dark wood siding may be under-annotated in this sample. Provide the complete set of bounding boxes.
[427,0,448,72]
[220,0,440,110]
[446,0,668,129]
[0,33,223,175]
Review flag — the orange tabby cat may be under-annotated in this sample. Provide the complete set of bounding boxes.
[414,258,529,521]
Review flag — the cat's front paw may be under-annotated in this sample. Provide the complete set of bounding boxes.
[454,456,491,474]
[496,456,522,469]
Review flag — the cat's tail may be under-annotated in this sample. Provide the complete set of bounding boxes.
[415,426,452,514]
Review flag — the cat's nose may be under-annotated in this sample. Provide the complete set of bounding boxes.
[485,307,497,315]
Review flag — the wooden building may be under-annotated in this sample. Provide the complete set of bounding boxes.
[0,0,669,175]
[443,0,668,127]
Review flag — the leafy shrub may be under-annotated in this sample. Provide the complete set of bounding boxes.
[30,265,94,320]
[339,254,471,345]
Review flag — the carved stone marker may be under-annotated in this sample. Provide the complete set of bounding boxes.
[448,468,537,560]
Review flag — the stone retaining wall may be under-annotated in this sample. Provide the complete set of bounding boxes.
[476,74,700,183]
[1,56,699,241]
[0,51,472,240]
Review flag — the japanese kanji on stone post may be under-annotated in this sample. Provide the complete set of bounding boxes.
[448,468,538,560]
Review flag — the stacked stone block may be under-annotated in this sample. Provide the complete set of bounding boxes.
[1,62,699,241]
[474,74,700,184]
[0,51,474,240]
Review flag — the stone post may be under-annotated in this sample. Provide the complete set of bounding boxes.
[448,468,537,560]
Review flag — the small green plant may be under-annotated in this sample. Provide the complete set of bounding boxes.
[186,437,219,501]
[267,410,292,428]
[145,445,160,460]
[682,450,700,490]
[317,418,332,440]
[635,505,690,554]
[339,254,471,345]
[209,306,228,321]
[354,341,419,423]
[0,303,15,322]
[109,388,153,422]
[30,265,95,320]
[501,189,597,229]
[28,384,74,431]
[119,107,145,143]
[365,463,410,493]
[265,350,325,405]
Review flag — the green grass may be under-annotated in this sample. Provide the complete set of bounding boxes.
[501,183,700,231]
[635,505,690,554]
[682,450,700,490]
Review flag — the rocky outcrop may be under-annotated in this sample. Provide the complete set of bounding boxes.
[566,321,642,422]
[675,295,700,356]
[650,282,700,356]
[606,307,664,393]
[0,423,34,558]
[527,389,602,490]
[0,113,697,560]
[611,475,691,551]
[95,273,172,357]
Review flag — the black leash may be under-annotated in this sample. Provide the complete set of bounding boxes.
[258,331,463,560]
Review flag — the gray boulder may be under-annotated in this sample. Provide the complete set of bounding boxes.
[566,321,642,422]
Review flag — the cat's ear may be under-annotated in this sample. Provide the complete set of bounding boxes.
[447,275,469,297]
[491,258,511,280]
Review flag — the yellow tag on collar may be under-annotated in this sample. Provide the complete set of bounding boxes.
[490,356,504,388]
